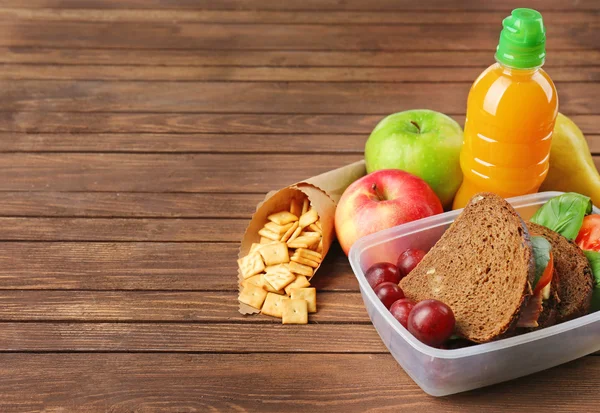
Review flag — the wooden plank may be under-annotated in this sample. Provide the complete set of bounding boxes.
[0,192,263,217]
[0,353,598,413]
[0,81,470,113]
[0,322,385,352]
[1,64,599,82]
[1,322,595,355]
[0,291,370,323]
[2,132,600,154]
[0,242,238,290]
[1,113,598,135]
[0,81,597,114]
[0,133,368,153]
[0,217,248,241]
[3,153,600,193]
[0,0,596,11]
[0,241,356,291]
[0,48,596,67]
[0,153,363,192]
[0,9,597,25]
[0,21,596,51]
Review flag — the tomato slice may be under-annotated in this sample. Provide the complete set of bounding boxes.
[533,252,553,295]
[576,214,600,252]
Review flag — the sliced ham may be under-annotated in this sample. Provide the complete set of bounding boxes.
[516,290,544,328]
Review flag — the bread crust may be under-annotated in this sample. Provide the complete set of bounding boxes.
[526,222,594,323]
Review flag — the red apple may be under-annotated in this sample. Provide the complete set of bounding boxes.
[335,169,443,255]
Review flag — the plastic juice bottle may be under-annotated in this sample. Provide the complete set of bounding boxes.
[452,8,558,209]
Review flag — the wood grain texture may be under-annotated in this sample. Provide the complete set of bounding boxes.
[0,21,596,50]
[0,133,369,153]
[0,192,264,217]
[1,64,599,82]
[0,241,356,291]
[0,291,369,322]
[0,0,596,10]
[0,217,248,241]
[0,153,363,192]
[0,9,597,24]
[0,322,595,355]
[0,353,598,413]
[2,133,600,154]
[3,153,600,193]
[0,48,597,67]
[0,322,386,352]
[0,81,597,114]
[1,112,599,135]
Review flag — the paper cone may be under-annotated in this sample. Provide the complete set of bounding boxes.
[238,160,366,314]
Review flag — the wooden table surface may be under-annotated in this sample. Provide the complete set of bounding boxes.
[0,1,599,411]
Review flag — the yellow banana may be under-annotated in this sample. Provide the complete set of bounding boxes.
[540,113,600,205]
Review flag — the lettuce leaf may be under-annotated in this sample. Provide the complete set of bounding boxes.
[583,250,600,313]
[531,236,552,289]
[530,193,592,240]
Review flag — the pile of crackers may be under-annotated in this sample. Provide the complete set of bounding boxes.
[238,196,323,324]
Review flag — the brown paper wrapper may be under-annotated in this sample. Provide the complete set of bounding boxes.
[238,160,366,314]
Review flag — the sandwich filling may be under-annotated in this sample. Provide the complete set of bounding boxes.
[516,235,554,328]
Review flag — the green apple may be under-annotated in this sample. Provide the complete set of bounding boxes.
[365,109,464,208]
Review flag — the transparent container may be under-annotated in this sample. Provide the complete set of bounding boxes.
[348,192,600,396]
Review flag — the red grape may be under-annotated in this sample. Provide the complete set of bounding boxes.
[374,282,404,309]
[397,248,426,278]
[408,299,455,348]
[365,262,401,289]
[389,298,416,328]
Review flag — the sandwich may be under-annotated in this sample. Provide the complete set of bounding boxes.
[399,192,594,343]
[526,222,594,324]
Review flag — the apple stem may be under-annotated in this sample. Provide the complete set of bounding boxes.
[410,121,421,133]
[371,183,385,201]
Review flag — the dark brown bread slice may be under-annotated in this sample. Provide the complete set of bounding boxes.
[526,222,594,323]
[399,193,535,343]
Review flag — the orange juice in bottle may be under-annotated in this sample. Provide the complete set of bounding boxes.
[452,8,558,209]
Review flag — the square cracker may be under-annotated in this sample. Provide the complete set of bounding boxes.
[289,234,320,248]
[316,239,323,254]
[242,274,263,289]
[265,263,289,274]
[237,252,265,279]
[280,221,299,243]
[249,243,262,254]
[265,221,294,235]
[258,227,280,241]
[287,225,303,243]
[258,242,290,266]
[261,293,290,318]
[291,255,319,268]
[295,248,322,261]
[260,236,272,244]
[308,223,322,234]
[238,284,268,310]
[264,270,295,291]
[289,261,313,278]
[284,275,310,296]
[299,209,319,228]
[291,287,317,313]
[268,211,298,226]
[261,274,286,294]
[282,299,308,324]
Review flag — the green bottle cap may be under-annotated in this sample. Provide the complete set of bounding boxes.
[495,8,546,69]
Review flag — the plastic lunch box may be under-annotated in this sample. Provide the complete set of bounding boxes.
[348,191,600,396]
